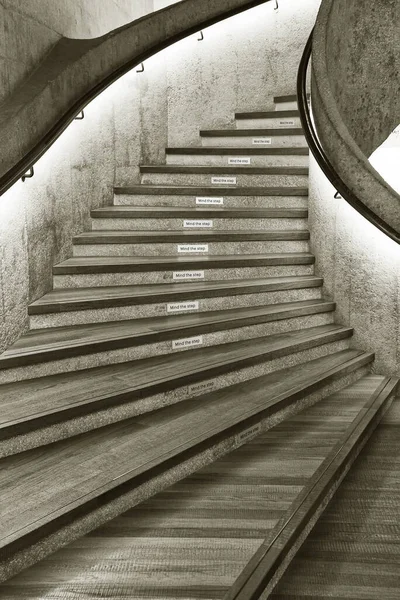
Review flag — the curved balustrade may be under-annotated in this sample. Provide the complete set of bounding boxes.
[297,32,400,245]
[0,0,270,196]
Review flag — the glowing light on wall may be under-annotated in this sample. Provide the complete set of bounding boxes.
[369,125,400,195]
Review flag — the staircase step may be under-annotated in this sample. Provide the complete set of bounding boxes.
[165,147,309,168]
[235,110,301,130]
[139,164,308,187]
[72,229,310,257]
[0,300,335,383]
[29,276,323,328]
[0,324,354,454]
[200,128,306,148]
[0,349,374,582]
[114,185,309,208]
[52,253,316,287]
[90,206,308,231]
[235,110,300,120]
[227,375,399,600]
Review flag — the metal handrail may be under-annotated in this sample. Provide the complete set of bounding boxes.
[297,30,400,245]
[0,0,271,197]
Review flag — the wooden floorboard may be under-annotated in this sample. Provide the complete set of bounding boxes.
[0,350,371,554]
[90,206,308,218]
[0,299,334,369]
[53,253,315,275]
[28,276,323,313]
[0,375,379,600]
[270,399,400,599]
[114,185,309,196]
[0,325,352,436]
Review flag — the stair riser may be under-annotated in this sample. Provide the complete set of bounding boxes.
[30,287,322,329]
[72,240,309,257]
[0,337,352,458]
[114,193,308,208]
[201,135,307,148]
[0,312,334,384]
[0,359,370,583]
[275,101,298,111]
[236,117,302,129]
[140,172,308,187]
[53,264,314,288]
[165,154,309,167]
[91,217,308,231]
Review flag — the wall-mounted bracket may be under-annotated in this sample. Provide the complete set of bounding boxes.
[75,110,85,120]
[334,192,342,199]
[274,0,279,10]
[21,167,34,182]
[198,31,204,41]
[136,63,145,73]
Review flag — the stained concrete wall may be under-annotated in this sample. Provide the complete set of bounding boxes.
[324,0,400,158]
[309,153,400,377]
[165,0,320,147]
[0,0,154,103]
[0,0,320,354]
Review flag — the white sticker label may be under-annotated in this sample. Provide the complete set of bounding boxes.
[167,301,199,313]
[173,271,205,281]
[211,177,237,185]
[279,120,295,127]
[196,197,224,206]
[252,138,272,145]
[184,220,213,228]
[172,336,203,350]
[188,380,216,396]
[178,244,209,253]
[236,423,262,444]
[228,157,251,165]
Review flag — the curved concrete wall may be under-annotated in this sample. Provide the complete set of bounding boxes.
[324,0,400,158]
[0,0,320,354]
[311,0,400,238]
[0,0,155,105]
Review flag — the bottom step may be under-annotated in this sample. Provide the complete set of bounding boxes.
[0,349,373,582]
[0,374,396,598]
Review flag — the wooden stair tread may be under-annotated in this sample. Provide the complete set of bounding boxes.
[0,349,374,552]
[0,299,335,368]
[0,324,353,436]
[165,147,309,156]
[200,128,304,137]
[139,165,308,174]
[90,206,308,218]
[1,371,393,599]
[73,229,310,244]
[29,276,323,313]
[114,185,309,196]
[227,374,399,600]
[235,109,300,119]
[53,253,316,274]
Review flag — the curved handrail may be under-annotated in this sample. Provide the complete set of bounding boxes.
[0,0,270,197]
[297,31,400,246]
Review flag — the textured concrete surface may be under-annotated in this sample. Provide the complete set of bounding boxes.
[30,287,321,329]
[0,312,334,384]
[0,0,154,104]
[53,265,314,289]
[0,360,368,583]
[166,0,320,146]
[91,217,308,231]
[115,193,309,208]
[0,337,348,459]
[322,0,400,158]
[312,0,400,238]
[308,155,400,378]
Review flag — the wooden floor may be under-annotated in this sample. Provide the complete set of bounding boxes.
[271,400,400,599]
[0,379,381,600]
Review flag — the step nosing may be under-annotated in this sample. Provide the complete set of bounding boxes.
[0,349,372,553]
[2,301,336,367]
